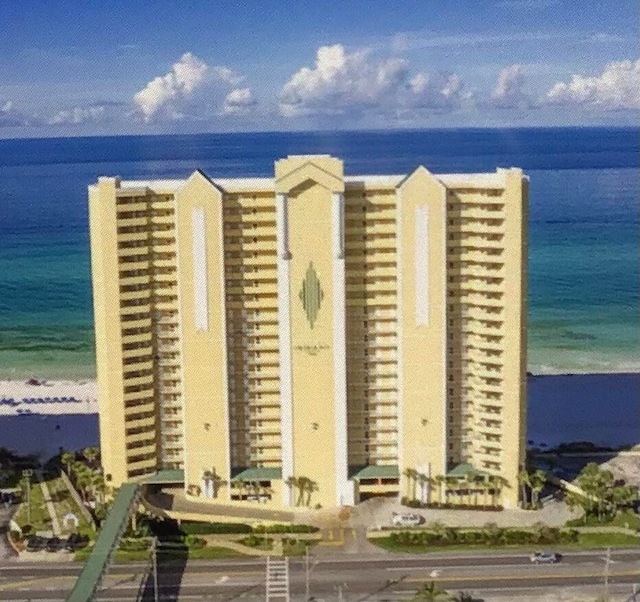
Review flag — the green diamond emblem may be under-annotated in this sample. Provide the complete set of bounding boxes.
[299,262,324,328]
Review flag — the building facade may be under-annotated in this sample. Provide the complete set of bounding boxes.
[89,155,528,510]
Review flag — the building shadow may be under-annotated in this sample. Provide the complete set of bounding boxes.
[136,518,188,602]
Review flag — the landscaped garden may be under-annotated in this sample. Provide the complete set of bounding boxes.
[370,521,639,553]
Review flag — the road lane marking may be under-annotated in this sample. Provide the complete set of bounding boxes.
[387,563,538,571]
[405,569,640,583]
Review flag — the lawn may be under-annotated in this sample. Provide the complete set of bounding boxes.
[567,510,640,531]
[370,532,639,554]
[46,477,95,538]
[283,540,317,557]
[74,545,246,563]
[13,480,51,533]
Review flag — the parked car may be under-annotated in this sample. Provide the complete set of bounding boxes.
[65,533,89,552]
[391,512,423,527]
[26,535,46,552]
[45,537,62,552]
[530,550,562,564]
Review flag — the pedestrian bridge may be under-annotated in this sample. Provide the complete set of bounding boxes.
[65,470,184,602]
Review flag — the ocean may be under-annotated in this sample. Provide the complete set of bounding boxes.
[2,374,638,459]
[0,127,638,379]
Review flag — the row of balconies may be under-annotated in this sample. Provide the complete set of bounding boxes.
[447,235,504,247]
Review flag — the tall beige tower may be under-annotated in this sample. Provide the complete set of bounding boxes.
[89,155,528,510]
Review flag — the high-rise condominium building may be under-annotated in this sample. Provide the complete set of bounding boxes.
[89,155,528,510]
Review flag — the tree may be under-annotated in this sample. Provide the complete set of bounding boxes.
[434,475,446,504]
[305,479,319,507]
[285,476,298,506]
[92,472,107,505]
[483,522,505,545]
[412,581,452,601]
[82,447,100,467]
[404,468,417,500]
[61,452,75,475]
[518,469,531,508]
[296,477,310,507]
[529,469,547,508]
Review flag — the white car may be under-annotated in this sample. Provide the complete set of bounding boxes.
[391,512,423,527]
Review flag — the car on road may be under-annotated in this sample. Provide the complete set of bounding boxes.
[25,535,46,552]
[530,550,562,564]
[391,512,423,527]
[45,537,62,552]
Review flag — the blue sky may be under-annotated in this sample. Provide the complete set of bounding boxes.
[1,0,638,137]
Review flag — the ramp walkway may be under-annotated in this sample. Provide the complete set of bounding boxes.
[65,470,184,602]
[65,482,141,602]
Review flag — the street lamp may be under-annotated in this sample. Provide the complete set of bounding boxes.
[22,469,33,525]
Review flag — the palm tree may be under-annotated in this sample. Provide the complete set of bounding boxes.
[92,472,106,505]
[296,477,310,506]
[404,468,417,501]
[61,452,75,476]
[518,469,531,508]
[82,447,100,468]
[75,469,93,503]
[305,480,319,507]
[529,469,547,508]
[434,475,446,505]
[470,475,483,507]
[210,472,226,499]
[412,580,452,601]
[247,480,261,502]
[285,476,298,506]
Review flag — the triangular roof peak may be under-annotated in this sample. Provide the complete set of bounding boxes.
[396,165,444,190]
[275,155,344,193]
[181,169,224,194]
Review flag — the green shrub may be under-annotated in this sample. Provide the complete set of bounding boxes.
[184,535,206,548]
[239,535,272,548]
[181,522,252,535]
[559,529,579,543]
[120,538,150,551]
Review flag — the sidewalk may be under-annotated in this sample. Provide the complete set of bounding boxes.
[37,472,60,537]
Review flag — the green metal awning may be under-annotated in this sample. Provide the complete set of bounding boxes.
[349,465,400,480]
[446,463,486,478]
[231,467,282,481]
[140,469,185,484]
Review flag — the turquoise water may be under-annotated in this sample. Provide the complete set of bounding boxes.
[0,128,637,379]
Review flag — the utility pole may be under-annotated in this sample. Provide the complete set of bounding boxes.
[304,545,310,602]
[22,469,33,525]
[603,546,611,602]
[152,536,159,602]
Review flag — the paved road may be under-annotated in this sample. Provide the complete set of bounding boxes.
[0,549,638,601]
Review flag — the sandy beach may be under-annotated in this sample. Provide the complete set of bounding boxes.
[0,379,97,416]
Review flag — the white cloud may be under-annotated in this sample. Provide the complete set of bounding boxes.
[133,52,243,121]
[408,71,468,110]
[279,44,467,118]
[0,100,33,127]
[48,105,107,125]
[220,88,257,116]
[544,59,640,110]
[490,64,529,108]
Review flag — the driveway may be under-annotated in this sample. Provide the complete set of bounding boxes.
[356,497,582,529]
